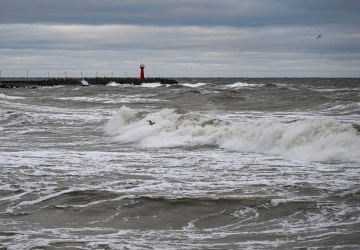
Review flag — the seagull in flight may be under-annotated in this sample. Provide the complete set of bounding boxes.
[317,34,322,39]
[147,120,155,125]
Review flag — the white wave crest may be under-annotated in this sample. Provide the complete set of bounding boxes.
[106,81,121,87]
[225,82,259,88]
[104,107,360,162]
[141,82,162,88]
[0,93,25,100]
[181,82,210,88]
[81,79,89,86]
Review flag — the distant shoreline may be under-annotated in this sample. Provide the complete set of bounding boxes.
[0,77,178,88]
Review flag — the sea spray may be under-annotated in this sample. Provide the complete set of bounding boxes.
[105,106,360,162]
[81,79,89,86]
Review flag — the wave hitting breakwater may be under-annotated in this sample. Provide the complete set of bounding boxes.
[0,77,178,88]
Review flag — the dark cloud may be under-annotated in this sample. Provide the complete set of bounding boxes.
[1,0,360,28]
[1,1,360,77]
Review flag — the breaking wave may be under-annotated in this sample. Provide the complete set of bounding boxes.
[104,106,360,163]
[141,82,162,88]
[225,82,260,88]
[81,79,89,86]
[181,82,210,88]
[105,82,163,88]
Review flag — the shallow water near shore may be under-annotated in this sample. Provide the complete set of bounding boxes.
[1,78,360,249]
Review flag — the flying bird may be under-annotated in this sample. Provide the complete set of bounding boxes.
[317,34,322,39]
[147,120,155,125]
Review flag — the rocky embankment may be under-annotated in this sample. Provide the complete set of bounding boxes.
[0,77,178,88]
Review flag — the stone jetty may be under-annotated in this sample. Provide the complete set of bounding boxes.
[0,77,178,88]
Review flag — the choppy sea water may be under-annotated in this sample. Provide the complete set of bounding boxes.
[1,78,360,249]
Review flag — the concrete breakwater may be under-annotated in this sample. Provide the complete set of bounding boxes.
[0,77,178,88]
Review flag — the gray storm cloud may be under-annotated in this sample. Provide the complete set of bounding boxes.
[1,0,359,77]
[1,0,359,27]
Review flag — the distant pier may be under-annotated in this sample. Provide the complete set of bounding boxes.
[0,77,178,88]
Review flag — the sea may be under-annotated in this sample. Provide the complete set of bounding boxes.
[0,78,360,249]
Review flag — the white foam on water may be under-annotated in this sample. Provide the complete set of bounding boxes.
[221,118,360,163]
[141,82,162,88]
[181,82,210,88]
[231,207,259,220]
[1,145,359,249]
[225,82,260,88]
[106,81,164,88]
[0,184,17,191]
[105,106,360,163]
[56,93,164,104]
[0,93,26,100]
[320,102,360,116]
[311,87,360,92]
[106,81,128,87]
[14,189,75,209]
[1,79,360,249]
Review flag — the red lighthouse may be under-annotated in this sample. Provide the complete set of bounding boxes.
[140,64,145,80]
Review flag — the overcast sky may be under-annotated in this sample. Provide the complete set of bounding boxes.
[1,0,360,78]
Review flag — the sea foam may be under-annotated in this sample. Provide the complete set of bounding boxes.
[104,106,360,163]
[225,82,260,88]
[181,82,210,88]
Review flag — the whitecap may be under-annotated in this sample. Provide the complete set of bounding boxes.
[81,79,89,86]
[104,106,360,163]
[0,93,25,100]
[225,82,259,88]
[181,82,210,88]
[141,82,162,88]
[106,81,121,87]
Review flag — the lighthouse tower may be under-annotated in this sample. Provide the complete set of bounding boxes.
[140,64,145,80]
